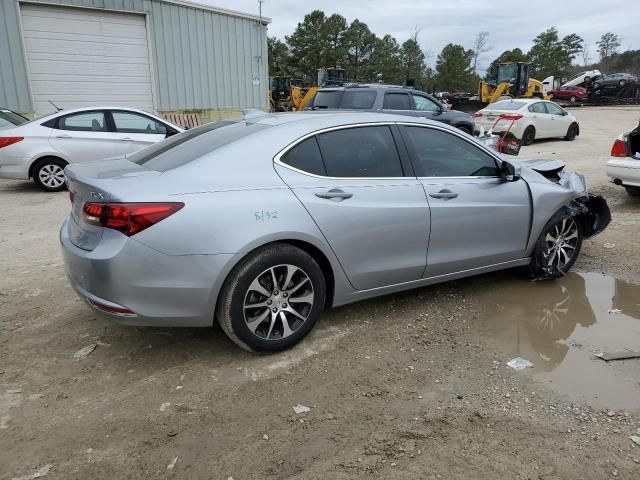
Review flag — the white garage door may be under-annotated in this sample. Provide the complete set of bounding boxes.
[20,4,155,116]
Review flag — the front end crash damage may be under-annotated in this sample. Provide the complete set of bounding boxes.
[519,159,612,278]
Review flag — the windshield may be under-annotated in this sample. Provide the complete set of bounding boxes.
[497,64,518,84]
[129,120,270,171]
[490,100,526,110]
[0,111,28,127]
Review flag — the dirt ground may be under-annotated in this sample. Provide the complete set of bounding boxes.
[1,107,639,480]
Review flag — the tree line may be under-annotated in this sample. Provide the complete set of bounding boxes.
[268,10,638,93]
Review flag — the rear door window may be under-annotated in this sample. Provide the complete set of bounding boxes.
[281,137,326,176]
[383,92,412,110]
[545,102,564,116]
[528,102,547,114]
[57,111,107,132]
[316,126,403,177]
[311,91,343,109]
[339,90,377,109]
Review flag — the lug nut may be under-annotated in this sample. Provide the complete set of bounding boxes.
[274,290,279,295]
[282,303,288,308]
[272,308,278,313]
[282,292,288,298]
[267,299,272,305]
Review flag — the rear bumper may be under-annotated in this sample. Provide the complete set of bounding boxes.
[607,158,640,187]
[60,217,235,327]
[0,163,29,180]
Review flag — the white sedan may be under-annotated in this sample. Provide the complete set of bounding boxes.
[0,107,183,191]
[607,124,640,196]
[474,99,579,146]
[562,69,601,87]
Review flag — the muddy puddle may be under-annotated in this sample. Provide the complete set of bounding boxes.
[474,272,640,411]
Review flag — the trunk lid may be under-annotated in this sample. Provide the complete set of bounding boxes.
[65,158,161,251]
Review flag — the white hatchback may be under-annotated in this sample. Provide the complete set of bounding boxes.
[474,99,579,146]
[0,107,183,191]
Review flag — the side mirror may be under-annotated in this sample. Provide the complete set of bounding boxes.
[501,160,521,182]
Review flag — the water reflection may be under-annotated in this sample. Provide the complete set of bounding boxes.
[477,272,639,371]
[475,272,640,410]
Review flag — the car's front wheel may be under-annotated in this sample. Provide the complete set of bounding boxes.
[32,158,67,192]
[529,214,583,279]
[217,244,326,352]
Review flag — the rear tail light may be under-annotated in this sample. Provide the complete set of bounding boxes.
[474,112,483,118]
[0,137,24,149]
[499,113,523,120]
[611,138,628,157]
[82,202,184,236]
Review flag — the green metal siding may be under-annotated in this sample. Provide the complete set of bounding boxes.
[1,0,268,113]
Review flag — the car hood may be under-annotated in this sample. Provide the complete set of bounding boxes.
[510,158,587,197]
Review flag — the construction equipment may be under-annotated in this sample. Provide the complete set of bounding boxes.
[290,67,346,111]
[479,62,546,104]
[268,76,293,112]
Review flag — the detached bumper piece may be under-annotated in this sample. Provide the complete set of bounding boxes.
[575,194,611,238]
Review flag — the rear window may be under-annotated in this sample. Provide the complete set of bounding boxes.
[311,90,377,110]
[490,101,526,111]
[311,91,343,109]
[129,121,270,171]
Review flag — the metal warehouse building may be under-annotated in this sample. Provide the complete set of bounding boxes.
[0,0,270,121]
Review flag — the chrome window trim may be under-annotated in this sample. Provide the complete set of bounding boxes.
[273,121,504,181]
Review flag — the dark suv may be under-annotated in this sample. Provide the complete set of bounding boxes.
[307,84,475,135]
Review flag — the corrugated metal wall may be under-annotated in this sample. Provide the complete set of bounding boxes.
[0,0,269,113]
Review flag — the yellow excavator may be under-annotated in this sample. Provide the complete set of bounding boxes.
[479,62,547,103]
[290,67,346,111]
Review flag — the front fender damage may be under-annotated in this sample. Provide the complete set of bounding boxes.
[528,166,611,279]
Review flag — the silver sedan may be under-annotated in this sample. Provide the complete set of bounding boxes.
[61,112,610,352]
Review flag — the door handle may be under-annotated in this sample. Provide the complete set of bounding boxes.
[429,189,458,200]
[315,188,353,201]
[55,134,72,138]
[119,137,134,141]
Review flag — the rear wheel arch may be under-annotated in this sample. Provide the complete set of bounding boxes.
[214,239,336,323]
[28,155,67,179]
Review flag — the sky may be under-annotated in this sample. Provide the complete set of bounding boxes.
[192,0,639,74]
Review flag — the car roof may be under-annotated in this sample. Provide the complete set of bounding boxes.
[29,106,183,129]
[318,84,420,92]
[246,111,449,130]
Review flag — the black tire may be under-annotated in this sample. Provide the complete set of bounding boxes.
[593,82,600,90]
[625,186,640,196]
[457,125,472,136]
[32,158,67,192]
[564,123,578,141]
[569,95,577,103]
[619,80,626,87]
[529,213,583,279]
[216,243,326,352]
[584,76,591,83]
[522,126,536,146]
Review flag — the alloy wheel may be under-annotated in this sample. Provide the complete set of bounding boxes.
[243,264,315,340]
[38,164,65,189]
[543,218,579,271]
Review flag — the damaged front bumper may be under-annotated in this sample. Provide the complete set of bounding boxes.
[571,194,611,238]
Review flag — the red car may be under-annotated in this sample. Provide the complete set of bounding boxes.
[548,86,588,102]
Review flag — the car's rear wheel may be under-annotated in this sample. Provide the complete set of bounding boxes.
[624,186,640,196]
[619,80,626,87]
[584,76,591,83]
[569,95,577,103]
[593,82,601,90]
[32,158,67,192]
[529,214,583,279]
[564,123,578,141]
[522,126,536,146]
[216,244,326,352]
